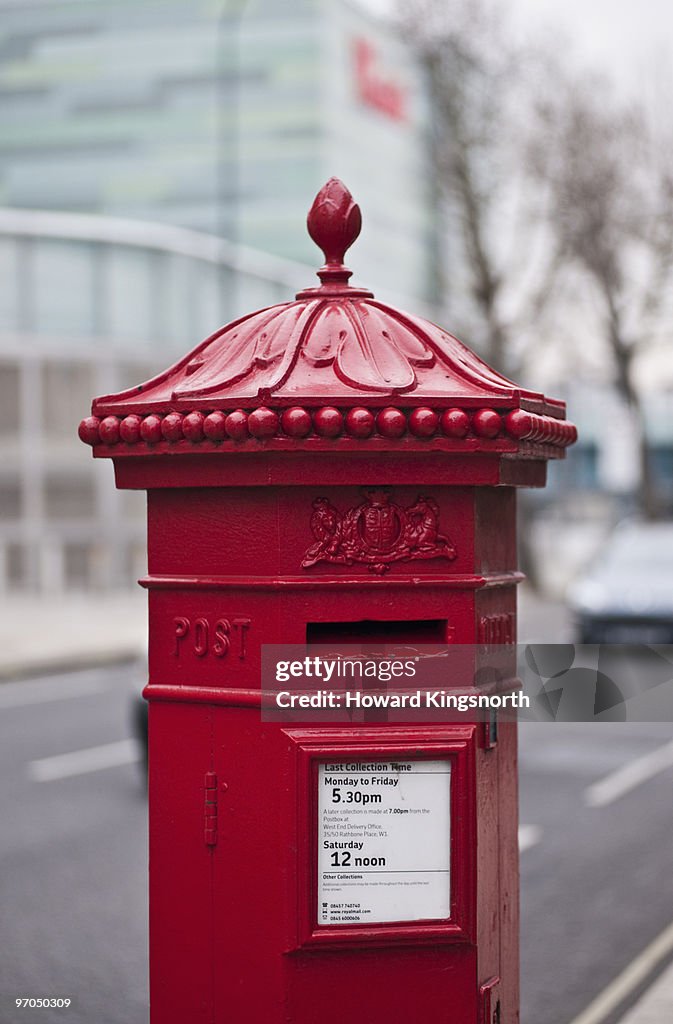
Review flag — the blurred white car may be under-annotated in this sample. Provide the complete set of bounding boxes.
[568,522,673,643]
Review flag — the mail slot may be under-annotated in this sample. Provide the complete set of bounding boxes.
[306,619,450,644]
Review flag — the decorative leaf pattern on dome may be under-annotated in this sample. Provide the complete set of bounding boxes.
[335,303,416,391]
[357,302,434,366]
[301,302,350,367]
[172,297,452,399]
[173,303,321,398]
[174,305,290,396]
[389,307,521,395]
[170,293,524,401]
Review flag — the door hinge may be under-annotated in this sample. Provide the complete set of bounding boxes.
[204,771,218,847]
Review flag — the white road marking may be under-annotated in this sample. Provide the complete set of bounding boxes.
[29,739,139,782]
[568,919,673,1024]
[518,824,542,852]
[585,739,673,808]
[0,674,108,709]
[616,958,673,1024]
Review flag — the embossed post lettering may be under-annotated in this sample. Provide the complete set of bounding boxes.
[194,618,209,657]
[232,617,251,660]
[173,616,189,656]
[213,619,230,658]
[171,615,251,660]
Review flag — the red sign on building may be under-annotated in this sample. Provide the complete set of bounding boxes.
[353,38,406,121]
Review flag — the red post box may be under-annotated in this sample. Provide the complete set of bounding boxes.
[79,179,576,1024]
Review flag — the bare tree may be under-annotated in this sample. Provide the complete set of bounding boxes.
[397,0,559,378]
[398,0,566,584]
[401,0,673,518]
[535,73,673,517]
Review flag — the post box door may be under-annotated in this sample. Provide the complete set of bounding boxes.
[210,714,478,1024]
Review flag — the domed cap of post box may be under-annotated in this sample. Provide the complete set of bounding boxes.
[80,178,576,456]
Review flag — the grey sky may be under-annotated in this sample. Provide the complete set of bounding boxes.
[361,0,673,92]
[511,0,673,83]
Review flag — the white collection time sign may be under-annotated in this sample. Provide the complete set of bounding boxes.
[317,760,451,926]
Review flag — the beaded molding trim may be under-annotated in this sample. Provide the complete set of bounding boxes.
[79,406,577,448]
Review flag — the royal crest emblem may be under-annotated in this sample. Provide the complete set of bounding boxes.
[301,487,457,574]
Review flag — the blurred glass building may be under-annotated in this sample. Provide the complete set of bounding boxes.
[0,0,433,306]
[0,0,435,592]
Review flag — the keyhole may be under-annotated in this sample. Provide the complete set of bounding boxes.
[493,999,501,1024]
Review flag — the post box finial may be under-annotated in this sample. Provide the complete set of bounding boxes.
[307,178,361,287]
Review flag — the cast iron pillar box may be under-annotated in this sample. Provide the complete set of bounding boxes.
[79,180,576,1024]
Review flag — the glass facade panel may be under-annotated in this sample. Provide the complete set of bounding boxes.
[192,261,222,340]
[44,475,96,520]
[6,543,26,588]
[236,273,282,320]
[546,444,599,494]
[0,481,21,520]
[63,543,91,588]
[650,445,673,503]
[117,361,164,392]
[106,246,155,342]
[43,362,94,438]
[161,253,206,351]
[0,362,20,437]
[121,489,146,520]
[0,238,19,331]
[33,240,96,336]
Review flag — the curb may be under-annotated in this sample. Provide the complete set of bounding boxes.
[0,648,145,684]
